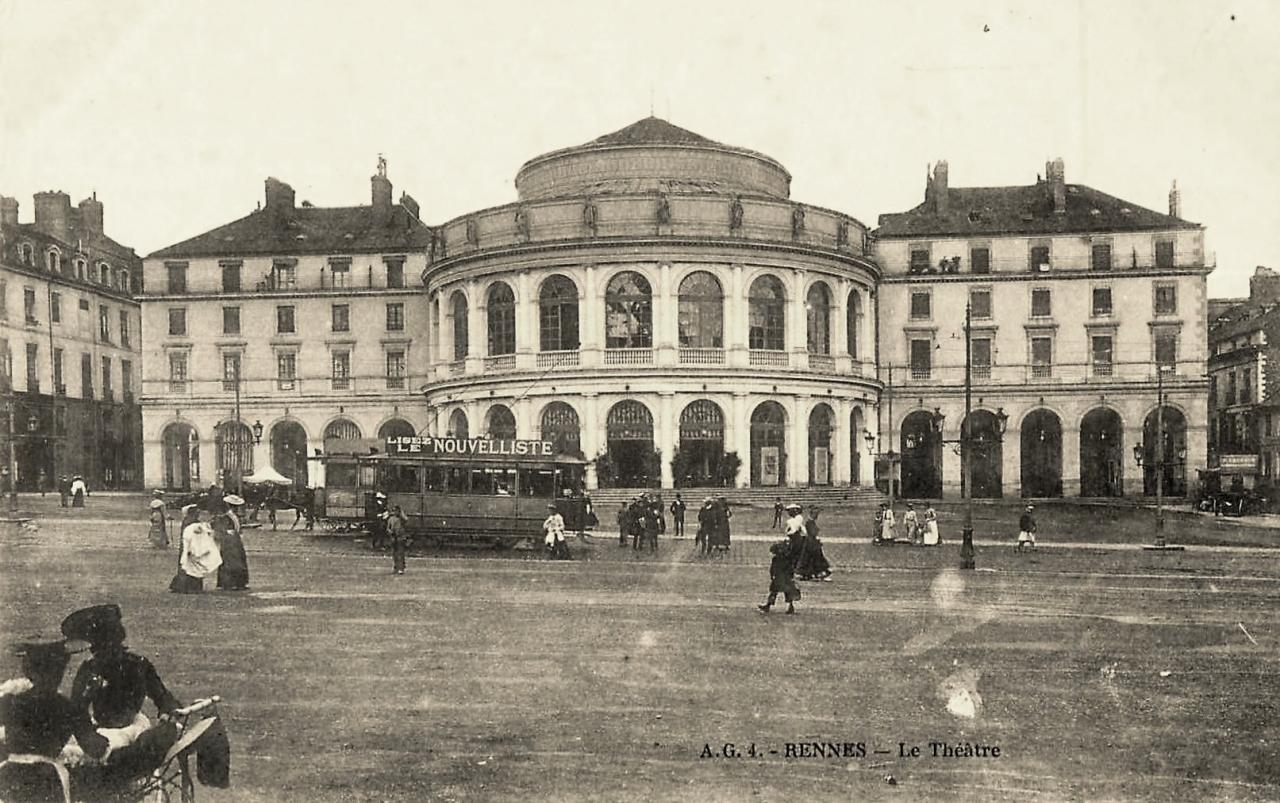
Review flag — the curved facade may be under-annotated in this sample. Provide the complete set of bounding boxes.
[422,118,881,489]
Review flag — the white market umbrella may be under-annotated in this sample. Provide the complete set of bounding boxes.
[242,466,295,486]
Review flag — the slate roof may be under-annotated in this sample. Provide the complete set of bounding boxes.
[1209,302,1280,342]
[148,204,430,260]
[876,183,1200,238]
[585,117,719,147]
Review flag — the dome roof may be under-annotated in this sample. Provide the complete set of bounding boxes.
[514,117,792,202]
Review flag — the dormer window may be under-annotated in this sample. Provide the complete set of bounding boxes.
[909,244,931,274]
[20,243,34,266]
[1028,243,1051,273]
[46,249,60,272]
[74,259,86,280]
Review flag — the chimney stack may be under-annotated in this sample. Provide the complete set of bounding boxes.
[78,193,103,236]
[1045,158,1066,214]
[372,155,393,226]
[0,196,18,228]
[399,192,420,222]
[33,191,73,241]
[264,177,296,214]
[1250,266,1280,305]
[932,160,949,214]
[1168,180,1181,219]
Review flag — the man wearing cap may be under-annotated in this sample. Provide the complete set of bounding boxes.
[62,604,181,784]
[1017,505,1038,551]
[387,504,410,573]
[543,503,570,560]
[370,491,390,550]
[0,640,108,801]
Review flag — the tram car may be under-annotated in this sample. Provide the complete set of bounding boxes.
[315,436,592,546]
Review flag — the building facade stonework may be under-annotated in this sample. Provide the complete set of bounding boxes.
[1,192,143,491]
[136,120,1212,498]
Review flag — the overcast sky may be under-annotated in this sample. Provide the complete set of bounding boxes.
[2,0,1276,297]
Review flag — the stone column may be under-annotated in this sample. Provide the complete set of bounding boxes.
[1061,413,1081,497]
[466,280,484,374]
[832,278,850,373]
[658,391,676,488]
[789,395,808,486]
[581,265,600,368]
[515,396,534,440]
[515,272,535,371]
[727,264,748,368]
[1002,421,1020,500]
[582,393,600,489]
[789,269,808,365]
[466,400,484,439]
[656,262,676,366]
[731,391,750,488]
[439,291,454,368]
[834,397,852,485]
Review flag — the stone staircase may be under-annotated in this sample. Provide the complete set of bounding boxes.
[587,485,885,511]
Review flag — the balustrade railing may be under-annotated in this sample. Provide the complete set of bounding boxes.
[604,348,654,366]
[679,348,725,365]
[537,350,580,369]
[749,350,789,368]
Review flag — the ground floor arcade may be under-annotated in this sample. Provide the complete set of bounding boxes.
[888,386,1208,499]
[141,401,426,491]
[425,378,882,490]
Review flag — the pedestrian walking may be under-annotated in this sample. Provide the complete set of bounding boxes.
[213,494,250,590]
[58,474,71,508]
[370,491,389,549]
[772,497,784,529]
[38,468,48,498]
[923,504,940,546]
[169,507,221,594]
[902,503,920,545]
[69,475,88,508]
[696,497,714,555]
[388,504,411,573]
[872,502,887,544]
[670,494,686,538]
[758,534,801,615]
[1017,504,1037,551]
[642,504,659,552]
[795,507,833,581]
[147,492,169,549]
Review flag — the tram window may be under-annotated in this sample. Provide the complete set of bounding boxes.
[468,467,517,495]
[378,464,421,493]
[446,467,469,493]
[327,463,358,487]
[424,467,448,493]
[519,469,556,498]
[358,464,377,488]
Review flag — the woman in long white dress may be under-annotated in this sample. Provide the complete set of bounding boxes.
[923,505,940,545]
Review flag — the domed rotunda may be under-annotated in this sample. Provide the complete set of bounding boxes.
[421,118,881,489]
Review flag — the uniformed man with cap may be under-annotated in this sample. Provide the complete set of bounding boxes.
[1017,504,1037,551]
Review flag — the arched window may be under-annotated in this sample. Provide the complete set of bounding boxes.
[20,243,34,266]
[270,420,309,487]
[74,258,85,279]
[539,275,579,351]
[541,402,581,456]
[748,275,785,350]
[847,290,861,358]
[378,418,416,439]
[101,263,113,288]
[806,282,831,354]
[750,401,787,486]
[487,404,517,440]
[162,422,200,490]
[677,271,723,348]
[448,409,469,439]
[605,271,652,349]
[451,291,469,362]
[487,282,516,356]
[215,421,255,479]
[46,249,59,272]
[324,417,362,441]
[808,403,834,485]
[119,269,131,293]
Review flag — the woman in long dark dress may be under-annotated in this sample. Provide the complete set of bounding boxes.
[795,508,833,581]
[212,495,249,590]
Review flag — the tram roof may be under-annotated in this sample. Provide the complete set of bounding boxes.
[319,437,586,465]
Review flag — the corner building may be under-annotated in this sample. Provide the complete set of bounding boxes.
[875,160,1210,499]
[422,119,881,490]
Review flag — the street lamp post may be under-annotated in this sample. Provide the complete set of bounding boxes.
[1134,365,1186,551]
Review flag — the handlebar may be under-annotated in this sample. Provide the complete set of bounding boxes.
[172,696,221,717]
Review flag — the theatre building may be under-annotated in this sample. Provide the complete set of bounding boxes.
[139,163,431,490]
[420,118,881,489]
[875,161,1211,498]
[0,191,144,490]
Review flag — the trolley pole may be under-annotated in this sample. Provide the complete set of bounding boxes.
[960,303,976,570]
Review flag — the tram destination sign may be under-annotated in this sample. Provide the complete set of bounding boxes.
[385,436,556,457]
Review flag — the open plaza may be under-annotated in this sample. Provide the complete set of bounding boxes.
[2,496,1278,801]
